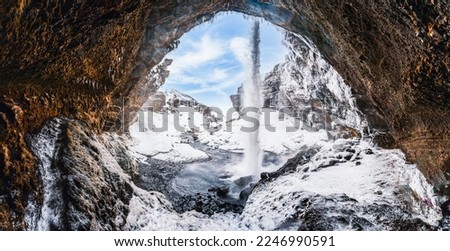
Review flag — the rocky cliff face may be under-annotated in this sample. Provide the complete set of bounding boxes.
[25,118,138,230]
[262,32,364,139]
[280,1,450,195]
[230,31,363,139]
[0,0,449,229]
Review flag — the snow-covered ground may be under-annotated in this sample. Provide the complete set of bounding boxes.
[128,103,442,230]
[129,108,210,163]
[240,139,442,230]
[126,137,442,230]
[127,29,444,229]
[197,109,329,154]
[126,187,244,231]
[130,105,329,163]
[28,106,443,230]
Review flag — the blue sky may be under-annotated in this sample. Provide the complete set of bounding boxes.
[161,12,287,110]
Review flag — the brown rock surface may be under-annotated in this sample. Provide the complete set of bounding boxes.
[0,0,449,229]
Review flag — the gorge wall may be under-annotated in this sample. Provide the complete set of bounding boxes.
[0,0,449,229]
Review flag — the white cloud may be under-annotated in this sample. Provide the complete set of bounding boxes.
[229,37,250,67]
[166,67,233,89]
[162,15,287,110]
[165,35,248,95]
[210,68,228,82]
[187,71,245,95]
[168,35,225,77]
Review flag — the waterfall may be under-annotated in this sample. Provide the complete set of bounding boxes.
[27,118,64,230]
[241,21,263,178]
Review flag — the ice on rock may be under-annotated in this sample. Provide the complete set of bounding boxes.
[26,118,65,230]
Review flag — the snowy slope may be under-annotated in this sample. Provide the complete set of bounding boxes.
[129,106,209,163]
[126,136,442,230]
[164,89,199,106]
[129,91,442,230]
[196,108,329,154]
[130,99,330,161]
[241,139,442,230]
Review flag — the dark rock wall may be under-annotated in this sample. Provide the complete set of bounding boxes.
[50,120,135,230]
[0,0,449,229]
[285,1,450,192]
[26,118,136,230]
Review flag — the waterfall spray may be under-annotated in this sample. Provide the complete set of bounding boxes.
[241,20,263,178]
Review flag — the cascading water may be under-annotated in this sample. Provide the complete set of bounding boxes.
[241,21,263,178]
[26,118,64,230]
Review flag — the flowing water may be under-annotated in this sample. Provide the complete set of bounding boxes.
[241,20,263,178]
[26,118,65,230]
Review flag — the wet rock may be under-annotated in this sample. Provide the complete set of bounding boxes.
[101,133,138,179]
[209,186,229,197]
[261,146,320,181]
[365,148,374,155]
[441,200,450,216]
[440,200,450,230]
[343,155,353,161]
[27,118,136,230]
[219,174,233,179]
[439,199,450,230]
[172,193,243,216]
[234,176,254,187]
[315,159,344,171]
[239,183,257,203]
[134,158,182,196]
[244,190,437,231]
[345,148,356,154]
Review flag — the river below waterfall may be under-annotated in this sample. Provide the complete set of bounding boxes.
[134,132,283,216]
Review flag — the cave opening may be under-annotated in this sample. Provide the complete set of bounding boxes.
[127,11,373,213]
[121,7,443,227]
[129,12,291,204]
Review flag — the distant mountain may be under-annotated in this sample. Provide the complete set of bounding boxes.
[163,89,204,108]
[143,88,210,114]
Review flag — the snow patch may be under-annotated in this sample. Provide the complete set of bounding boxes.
[129,108,209,163]
[153,143,209,163]
[127,187,244,231]
[197,109,329,155]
